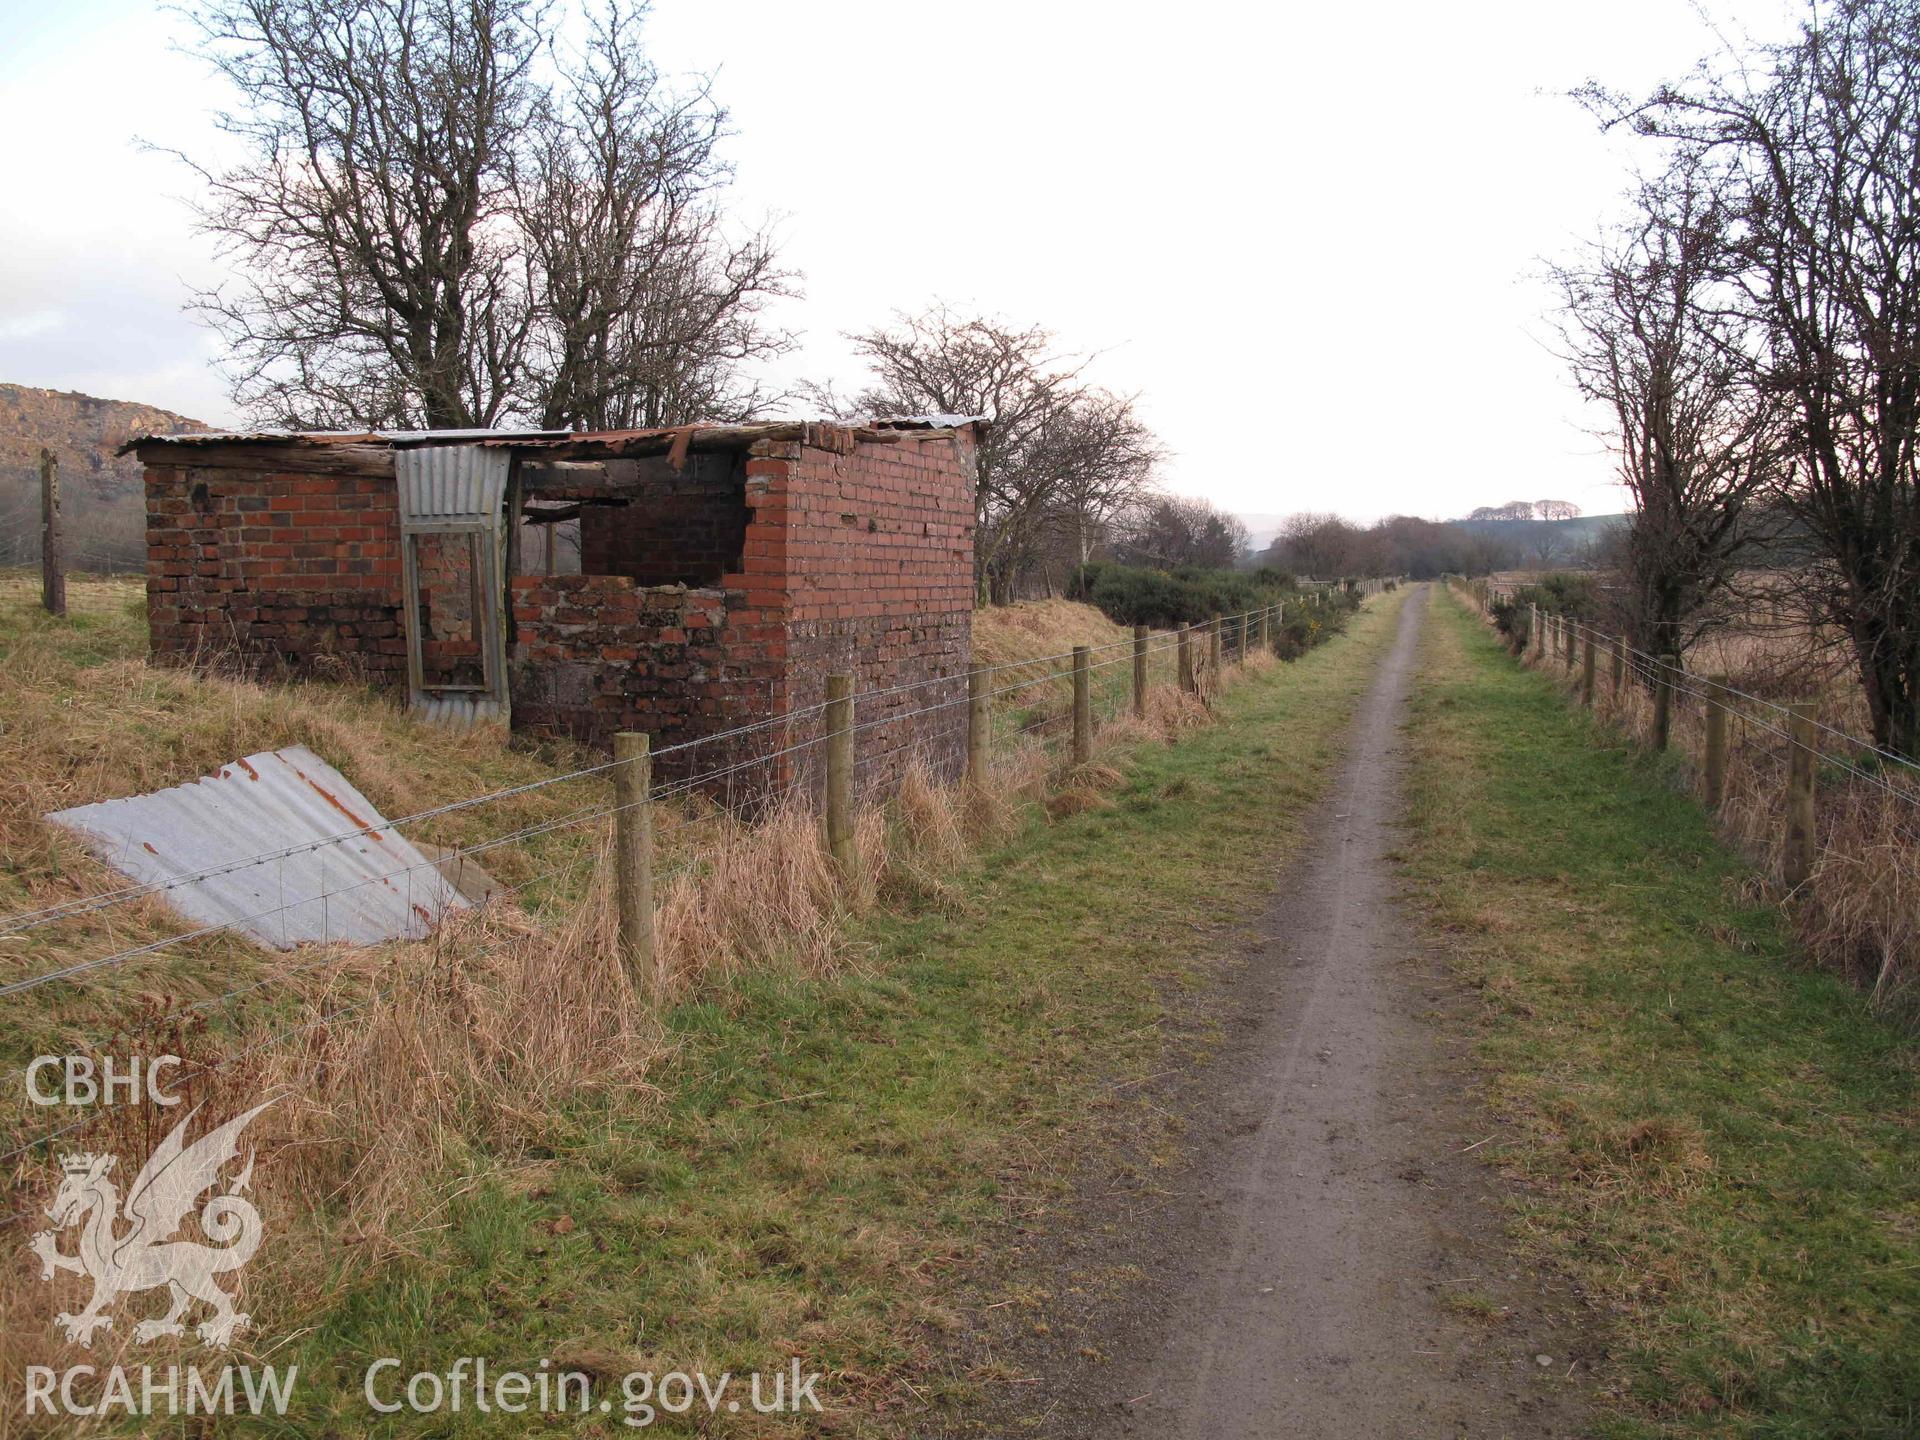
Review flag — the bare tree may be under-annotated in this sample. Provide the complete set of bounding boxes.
[1612,0,1920,754]
[1265,512,1360,578]
[517,6,793,429]
[1042,392,1163,567]
[175,0,787,431]
[1116,496,1247,571]
[1550,159,1779,672]
[1527,523,1574,570]
[1533,499,1583,521]
[838,306,1163,601]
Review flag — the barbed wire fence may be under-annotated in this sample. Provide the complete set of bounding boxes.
[0,592,1374,1216]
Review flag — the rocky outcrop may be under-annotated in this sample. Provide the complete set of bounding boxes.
[0,384,208,569]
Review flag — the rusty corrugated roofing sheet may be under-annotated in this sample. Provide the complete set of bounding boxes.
[46,746,467,950]
[116,428,569,455]
[120,417,985,458]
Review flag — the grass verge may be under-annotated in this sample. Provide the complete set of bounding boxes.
[119,589,1406,1437]
[1405,586,1919,1438]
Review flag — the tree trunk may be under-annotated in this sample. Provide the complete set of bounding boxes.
[1852,617,1920,759]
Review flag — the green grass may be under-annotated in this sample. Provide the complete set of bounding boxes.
[234,593,1410,1436]
[1406,587,1920,1439]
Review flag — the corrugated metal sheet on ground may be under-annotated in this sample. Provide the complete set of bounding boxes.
[46,746,467,950]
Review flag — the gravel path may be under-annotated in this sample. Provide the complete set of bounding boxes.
[966,584,1595,1438]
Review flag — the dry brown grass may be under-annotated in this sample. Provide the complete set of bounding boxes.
[0,572,609,1067]
[969,597,1132,675]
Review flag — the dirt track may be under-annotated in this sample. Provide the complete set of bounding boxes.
[968,585,1595,1438]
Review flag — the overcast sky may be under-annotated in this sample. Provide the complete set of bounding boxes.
[0,0,1805,524]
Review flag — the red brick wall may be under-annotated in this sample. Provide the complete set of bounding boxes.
[144,463,406,675]
[144,428,977,804]
[726,429,976,797]
[508,574,790,792]
[576,463,748,588]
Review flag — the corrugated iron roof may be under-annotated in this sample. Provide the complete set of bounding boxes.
[46,746,467,950]
[119,417,985,458]
[116,427,569,455]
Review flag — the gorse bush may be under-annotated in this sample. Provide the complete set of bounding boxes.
[1274,589,1360,659]
[1065,560,1361,662]
[1068,561,1299,628]
[1492,574,1602,650]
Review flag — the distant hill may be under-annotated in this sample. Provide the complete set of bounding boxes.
[1449,511,1627,566]
[0,384,208,570]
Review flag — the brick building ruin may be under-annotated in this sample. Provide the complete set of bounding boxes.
[125,420,981,797]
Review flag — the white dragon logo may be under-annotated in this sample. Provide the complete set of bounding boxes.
[29,1102,271,1349]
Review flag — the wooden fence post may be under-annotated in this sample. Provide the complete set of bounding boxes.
[612,731,655,1000]
[1610,634,1625,698]
[1208,614,1222,691]
[1581,632,1596,707]
[1784,703,1817,890]
[1652,660,1673,751]
[1072,646,1092,764]
[968,665,990,785]
[40,448,64,618]
[1565,618,1577,673]
[1178,625,1196,694]
[1132,626,1148,718]
[825,673,855,878]
[1703,674,1729,809]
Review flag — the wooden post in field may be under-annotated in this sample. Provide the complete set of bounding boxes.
[1257,606,1269,653]
[1610,634,1625,698]
[1784,703,1817,890]
[1208,614,1222,691]
[40,448,65,618]
[612,731,655,1000]
[1703,674,1729,809]
[1581,632,1596,707]
[825,673,855,878]
[1072,646,1092,764]
[1529,603,1539,659]
[967,665,990,785]
[1178,625,1195,694]
[1652,660,1673,751]
[1132,626,1148,718]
